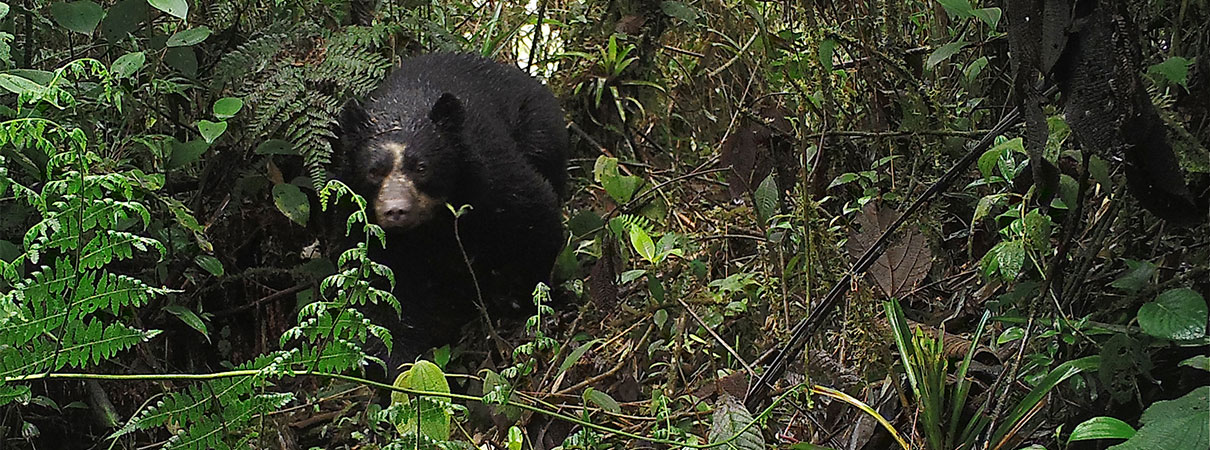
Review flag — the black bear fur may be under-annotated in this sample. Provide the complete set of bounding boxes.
[336,53,568,374]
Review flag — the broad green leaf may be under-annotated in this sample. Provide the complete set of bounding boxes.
[754,174,779,226]
[147,0,188,19]
[583,387,620,413]
[995,240,1025,281]
[619,269,645,285]
[0,3,8,19]
[197,120,227,143]
[110,52,145,78]
[926,41,967,69]
[195,255,223,276]
[628,226,656,263]
[980,242,1001,279]
[978,145,1005,178]
[558,339,601,374]
[1148,57,1192,89]
[593,155,618,182]
[212,97,243,119]
[593,156,643,203]
[647,274,665,302]
[997,326,1025,344]
[1111,259,1156,293]
[819,38,836,72]
[508,426,524,450]
[1138,288,1207,340]
[603,175,642,204]
[937,0,973,18]
[254,139,296,155]
[971,7,1002,29]
[1053,174,1078,210]
[974,194,1006,222]
[0,73,44,95]
[163,305,209,340]
[1109,386,1209,450]
[829,172,859,189]
[51,1,104,34]
[272,183,310,226]
[1069,417,1135,443]
[101,0,146,41]
[965,56,988,83]
[432,345,450,369]
[1022,209,1051,252]
[166,139,208,170]
[659,1,698,24]
[391,360,452,441]
[166,26,211,47]
[3,69,54,85]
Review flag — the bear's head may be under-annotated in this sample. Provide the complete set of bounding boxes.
[340,92,467,230]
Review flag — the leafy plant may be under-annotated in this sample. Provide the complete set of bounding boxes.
[885,298,1101,449]
[0,59,169,404]
[1069,386,1209,449]
[564,34,664,124]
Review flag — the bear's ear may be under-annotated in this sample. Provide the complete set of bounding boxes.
[338,99,370,136]
[429,93,465,134]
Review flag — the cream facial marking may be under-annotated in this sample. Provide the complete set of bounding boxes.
[373,142,439,229]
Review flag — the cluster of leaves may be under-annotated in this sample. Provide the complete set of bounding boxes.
[0,60,168,404]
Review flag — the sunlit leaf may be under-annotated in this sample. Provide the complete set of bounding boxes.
[147,0,188,19]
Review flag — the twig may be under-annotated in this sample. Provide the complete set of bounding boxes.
[805,129,991,140]
[676,298,757,376]
[450,207,510,359]
[553,325,651,396]
[212,282,313,318]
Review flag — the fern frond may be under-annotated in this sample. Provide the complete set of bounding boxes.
[613,214,653,236]
[72,270,172,315]
[285,103,338,190]
[78,230,167,268]
[212,34,287,90]
[116,353,299,446]
[59,319,159,368]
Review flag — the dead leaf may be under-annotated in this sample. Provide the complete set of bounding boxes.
[846,202,932,298]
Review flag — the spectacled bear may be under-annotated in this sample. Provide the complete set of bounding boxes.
[336,53,568,373]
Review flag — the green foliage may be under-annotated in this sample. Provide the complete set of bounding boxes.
[213,21,393,190]
[1072,386,1209,450]
[112,353,299,449]
[281,180,397,371]
[0,60,168,403]
[885,298,991,450]
[1137,288,1207,341]
[390,360,454,442]
[887,298,1103,450]
[594,155,645,204]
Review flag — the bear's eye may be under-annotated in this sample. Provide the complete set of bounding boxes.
[414,161,427,173]
[368,160,391,179]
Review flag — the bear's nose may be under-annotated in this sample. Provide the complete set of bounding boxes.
[378,201,413,228]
